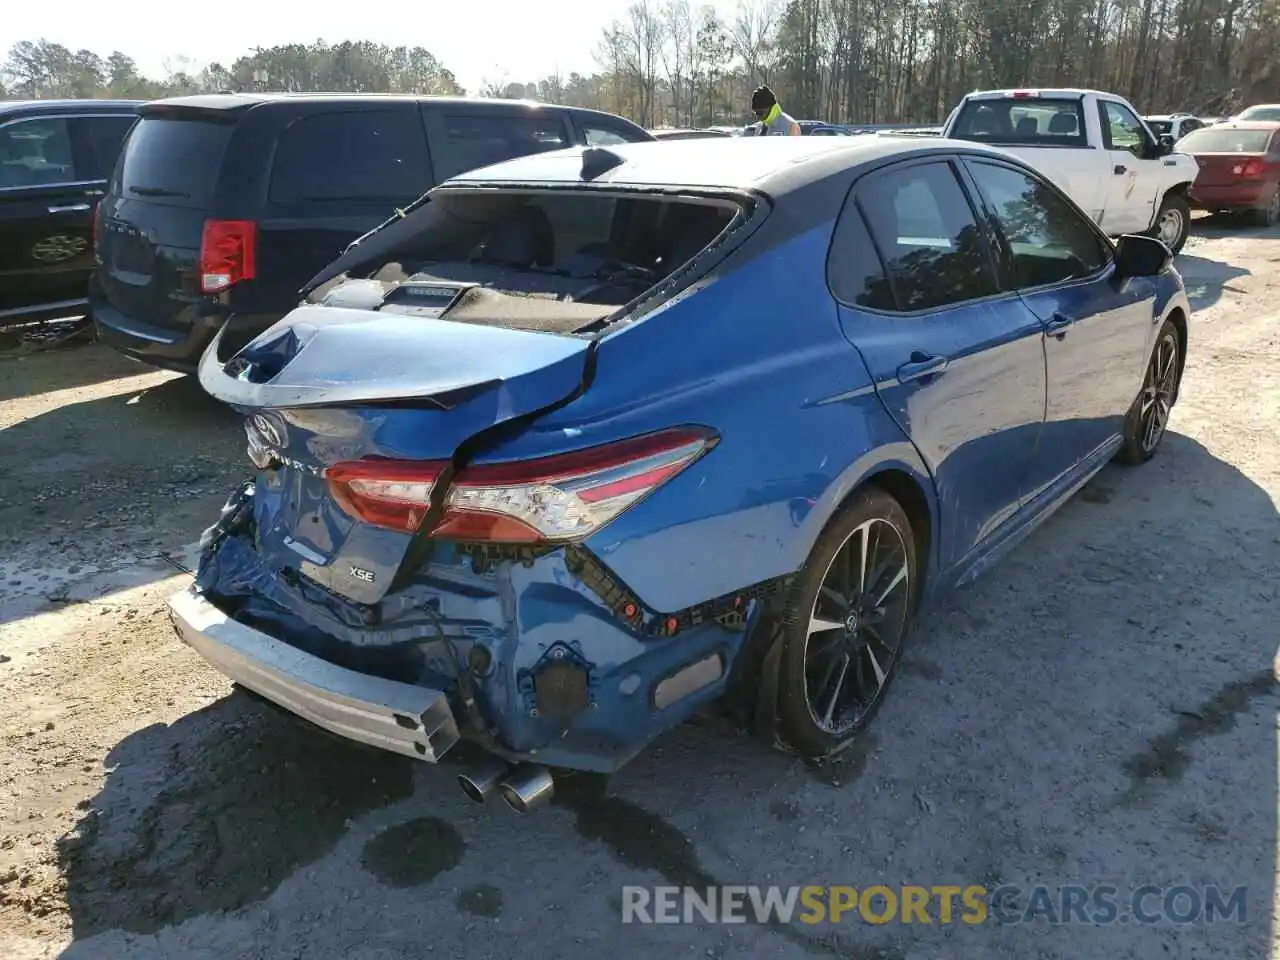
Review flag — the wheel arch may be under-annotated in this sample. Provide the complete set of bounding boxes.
[1148,181,1193,233]
[798,448,940,610]
[1163,303,1189,403]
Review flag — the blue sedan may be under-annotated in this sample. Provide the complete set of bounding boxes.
[173,135,1190,811]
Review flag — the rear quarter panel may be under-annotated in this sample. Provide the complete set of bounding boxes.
[468,185,938,612]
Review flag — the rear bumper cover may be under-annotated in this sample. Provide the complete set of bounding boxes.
[1188,183,1269,209]
[168,586,461,762]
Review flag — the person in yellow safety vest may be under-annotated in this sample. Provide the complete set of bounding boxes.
[751,85,801,136]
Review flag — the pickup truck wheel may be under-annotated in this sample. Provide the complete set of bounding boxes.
[1117,319,1181,465]
[1251,186,1280,227]
[776,489,918,759]
[1149,194,1190,254]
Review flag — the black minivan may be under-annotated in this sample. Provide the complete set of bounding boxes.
[92,94,653,371]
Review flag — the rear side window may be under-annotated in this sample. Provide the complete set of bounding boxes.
[0,117,78,188]
[827,198,894,310]
[950,97,1087,148]
[269,110,430,205]
[429,113,570,181]
[76,115,136,180]
[854,160,999,311]
[114,117,233,208]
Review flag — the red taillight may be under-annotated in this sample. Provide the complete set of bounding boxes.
[199,219,257,294]
[325,427,717,542]
[1232,157,1266,177]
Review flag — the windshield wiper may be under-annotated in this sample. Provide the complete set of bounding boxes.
[128,186,191,198]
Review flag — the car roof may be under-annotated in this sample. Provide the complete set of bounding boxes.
[0,98,142,118]
[145,92,628,119]
[962,88,1117,100]
[442,134,1027,197]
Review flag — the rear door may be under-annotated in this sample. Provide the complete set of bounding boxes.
[96,109,239,334]
[0,113,106,318]
[421,106,573,182]
[250,105,435,322]
[827,156,1048,572]
[962,155,1154,493]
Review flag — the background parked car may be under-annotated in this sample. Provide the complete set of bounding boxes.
[1228,104,1280,122]
[91,93,653,371]
[0,99,139,326]
[1179,121,1280,224]
[1143,113,1205,141]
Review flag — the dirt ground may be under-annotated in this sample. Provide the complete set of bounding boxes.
[1,216,1277,960]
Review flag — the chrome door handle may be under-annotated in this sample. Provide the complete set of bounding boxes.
[48,203,91,213]
[897,353,950,383]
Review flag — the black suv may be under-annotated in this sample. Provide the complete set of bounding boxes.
[1,99,140,326]
[92,93,654,371]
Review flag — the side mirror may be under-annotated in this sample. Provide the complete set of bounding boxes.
[1114,233,1173,279]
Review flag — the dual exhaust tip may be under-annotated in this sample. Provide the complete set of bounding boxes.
[457,759,554,813]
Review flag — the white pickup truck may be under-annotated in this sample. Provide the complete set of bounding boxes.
[940,89,1201,254]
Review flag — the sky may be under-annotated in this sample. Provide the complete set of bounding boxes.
[1,0,678,95]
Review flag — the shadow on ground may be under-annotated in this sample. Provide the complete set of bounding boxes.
[54,433,1278,959]
[1173,254,1250,310]
[0,370,243,627]
[0,340,145,404]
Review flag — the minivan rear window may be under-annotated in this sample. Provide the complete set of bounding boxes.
[114,117,232,208]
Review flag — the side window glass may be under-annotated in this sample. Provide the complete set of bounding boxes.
[0,117,78,188]
[430,113,569,181]
[967,160,1109,289]
[583,125,634,146]
[75,115,136,180]
[856,161,999,311]
[1101,102,1148,155]
[269,111,430,205]
[827,195,894,310]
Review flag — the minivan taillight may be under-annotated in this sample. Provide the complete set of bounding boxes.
[200,219,257,294]
[325,427,717,542]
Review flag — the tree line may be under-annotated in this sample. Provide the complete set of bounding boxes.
[6,0,1280,129]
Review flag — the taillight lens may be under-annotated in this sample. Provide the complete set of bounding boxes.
[1232,158,1266,177]
[325,427,716,542]
[200,219,257,294]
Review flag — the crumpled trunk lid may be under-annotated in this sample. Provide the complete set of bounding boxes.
[198,304,592,605]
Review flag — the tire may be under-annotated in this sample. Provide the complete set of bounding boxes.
[776,487,919,758]
[1148,193,1191,254]
[1117,318,1182,466]
[1250,186,1280,227]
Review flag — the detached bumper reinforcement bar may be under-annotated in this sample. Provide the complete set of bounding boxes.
[168,587,461,762]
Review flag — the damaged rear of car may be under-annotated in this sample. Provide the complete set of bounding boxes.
[171,138,883,810]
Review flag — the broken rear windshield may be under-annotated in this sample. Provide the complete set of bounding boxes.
[950,98,1088,148]
[324,189,744,315]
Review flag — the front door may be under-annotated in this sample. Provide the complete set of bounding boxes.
[827,157,1048,572]
[1098,99,1164,234]
[961,155,1156,497]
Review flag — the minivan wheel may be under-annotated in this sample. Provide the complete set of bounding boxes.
[1149,193,1190,254]
[1117,319,1182,465]
[776,488,917,759]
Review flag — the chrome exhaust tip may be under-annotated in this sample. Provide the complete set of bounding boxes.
[457,758,513,803]
[497,763,555,813]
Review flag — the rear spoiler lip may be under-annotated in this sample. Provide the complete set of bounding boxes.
[197,323,500,410]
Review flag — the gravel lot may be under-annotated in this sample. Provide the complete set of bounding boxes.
[1,217,1277,960]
